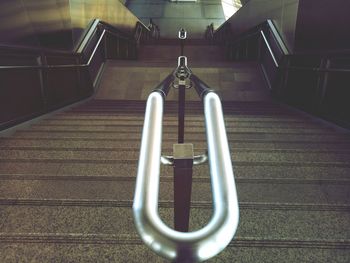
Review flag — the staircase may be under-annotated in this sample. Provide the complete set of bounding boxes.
[0,43,350,262]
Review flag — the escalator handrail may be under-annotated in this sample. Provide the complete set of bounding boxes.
[133,74,239,262]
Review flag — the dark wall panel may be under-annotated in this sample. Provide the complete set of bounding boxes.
[0,0,41,47]
[295,0,350,52]
[0,69,45,124]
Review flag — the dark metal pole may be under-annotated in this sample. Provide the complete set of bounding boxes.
[178,83,185,143]
[174,29,192,233]
[180,39,184,56]
[179,28,186,57]
[173,144,193,232]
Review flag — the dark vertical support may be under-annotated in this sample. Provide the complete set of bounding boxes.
[179,28,186,56]
[39,53,50,110]
[116,39,120,58]
[258,32,262,61]
[178,84,185,143]
[318,58,330,109]
[37,54,47,109]
[173,143,193,232]
[174,27,193,234]
[180,39,184,56]
[75,57,82,95]
[126,39,129,59]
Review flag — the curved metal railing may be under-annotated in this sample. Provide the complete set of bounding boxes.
[133,65,239,261]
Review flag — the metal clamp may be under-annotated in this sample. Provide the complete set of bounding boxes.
[161,152,208,166]
[178,28,187,40]
[173,56,193,89]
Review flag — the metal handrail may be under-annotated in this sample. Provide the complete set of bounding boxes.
[0,28,132,70]
[260,30,279,67]
[266,20,289,55]
[225,23,350,73]
[285,66,350,73]
[161,153,208,166]
[133,75,239,261]
[76,19,101,53]
[0,31,103,69]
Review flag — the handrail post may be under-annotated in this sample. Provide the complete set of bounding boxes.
[173,37,193,232]
[173,143,193,232]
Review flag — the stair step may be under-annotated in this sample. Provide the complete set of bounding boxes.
[45,116,322,129]
[73,101,288,109]
[0,234,348,263]
[67,109,304,116]
[23,125,334,134]
[1,160,350,181]
[1,148,349,163]
[35,119,324,129]
[2,138,350,151]
[0,177,348,204]
[11,130,350,142]
[50,114,314,123]
[2,59,350,263]
[0,203,348,241]
[138,45,226,62]
[68,102,301,113]
[78,102,282,108]
[74,104,284,110]
[0,239,161,263]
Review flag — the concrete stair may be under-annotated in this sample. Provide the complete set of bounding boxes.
[1,98,350,262]
[1,40,350,261]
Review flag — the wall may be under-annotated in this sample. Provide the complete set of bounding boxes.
[0,0,41,47]
[0,0,140,50]
[69,0,139,35]
[22,0,73,50]
[294,0,350,52]
[223,0,299,52]
[0,0,73,49]
[126,0,226,39]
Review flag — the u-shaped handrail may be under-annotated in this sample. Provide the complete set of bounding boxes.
[133,74,239,262]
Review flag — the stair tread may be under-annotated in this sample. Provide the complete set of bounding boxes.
[0,177,348,204]
[1,161,350,180]
[1,54,350,263]
[0,237,348,263]
[1,148,349,163]
[2,138,350,151]
[0,205,349,241]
